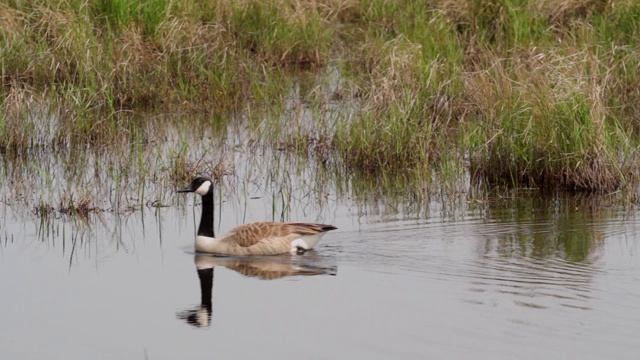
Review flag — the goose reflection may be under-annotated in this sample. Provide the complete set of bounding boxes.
[177,252,337,328]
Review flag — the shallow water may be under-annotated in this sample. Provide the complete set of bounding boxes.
[1,190,639,360]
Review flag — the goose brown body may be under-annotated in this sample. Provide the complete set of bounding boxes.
[196,221,336,255]
[179,177,337,255]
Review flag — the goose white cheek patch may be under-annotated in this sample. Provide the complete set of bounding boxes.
[195,181,212,196]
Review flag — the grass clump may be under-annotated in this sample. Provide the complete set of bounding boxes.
[335,55,434,171]
[335,9,463,173]
[330,0,640,193]
[91,0,169,36]
[225,0,333,67]
[465,47,639,192]
[58,193,98,216]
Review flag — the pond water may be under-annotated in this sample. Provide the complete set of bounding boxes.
[1,187,639,359]
[1,69,639,359]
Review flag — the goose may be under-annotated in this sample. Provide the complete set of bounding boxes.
[178,177,337,255]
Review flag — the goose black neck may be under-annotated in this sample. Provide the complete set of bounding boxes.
[197,192,215,238]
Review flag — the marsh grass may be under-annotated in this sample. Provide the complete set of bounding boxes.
[341,0,640,193]
[2,0,640,221]
[34,201,56,218]
[334,35,455,172]
[58,193,98,216]
[225,0,333,67]
[1,0,335,112]
[464,47,639,191]
[91,0,169,36]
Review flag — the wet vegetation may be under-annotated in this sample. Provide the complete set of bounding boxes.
[2,0,640,216]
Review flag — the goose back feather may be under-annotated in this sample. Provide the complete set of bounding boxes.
[196,222,336,255]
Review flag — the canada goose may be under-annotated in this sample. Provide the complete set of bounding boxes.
[178,177,337,255]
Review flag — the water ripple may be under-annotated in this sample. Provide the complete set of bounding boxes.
[333,210,639,315]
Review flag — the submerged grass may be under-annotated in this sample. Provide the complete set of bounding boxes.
[2,0,640,217]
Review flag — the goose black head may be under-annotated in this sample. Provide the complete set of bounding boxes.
[178,177,213,196]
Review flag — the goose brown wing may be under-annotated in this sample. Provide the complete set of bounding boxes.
[220,222,337,247]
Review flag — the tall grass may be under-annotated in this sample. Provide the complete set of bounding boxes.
[464,47,638,191]
[331,0,640,192]
[2,0,640,209]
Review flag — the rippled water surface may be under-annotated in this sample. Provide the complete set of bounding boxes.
[1,192,639,360]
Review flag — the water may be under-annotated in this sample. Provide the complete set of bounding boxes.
[1,69,639,359]
[1,190,639,360]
